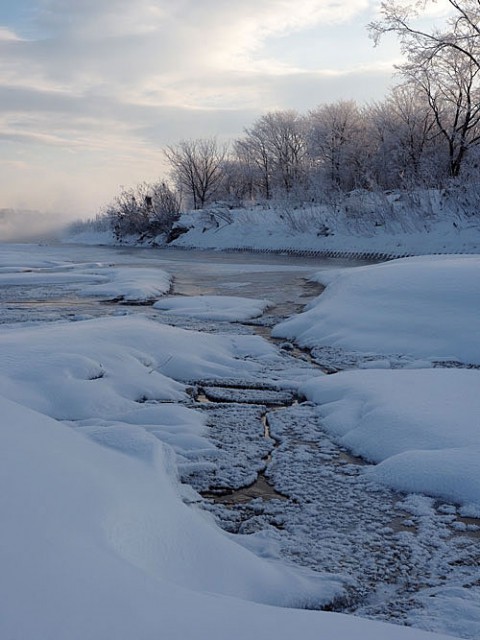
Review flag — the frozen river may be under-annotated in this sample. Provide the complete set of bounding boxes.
[0,243,364,324]
[1,242,478,639]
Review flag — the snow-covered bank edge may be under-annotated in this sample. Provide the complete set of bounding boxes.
[63,228,415,262]
[168,244,435,261]
[65,228,478,262]
[65,196,480,258]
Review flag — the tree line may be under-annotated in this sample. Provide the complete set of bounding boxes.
[105,0,480,239]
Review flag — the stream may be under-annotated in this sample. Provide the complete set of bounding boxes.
[155,248,480,635]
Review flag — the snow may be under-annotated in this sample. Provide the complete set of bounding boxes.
[63,228,117,245]
[0,396,348,640]
[0,254,171,303]
[279,256,480,511]
[0,312,351,638]
[0,315,276,419]
[2,333,451,639]
[166,202,480,257]
[273,255,480,364]
[62,192,480,258]
[410,588,480,639]
[301,369,480,509]
[0,241,471,639]
[79,266,171,301]
[153,294,272,321]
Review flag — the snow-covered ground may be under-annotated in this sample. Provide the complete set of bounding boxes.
[2,395,356,640]
[0,246,171,303]
[1,242,477,639]
[272,255,480,512]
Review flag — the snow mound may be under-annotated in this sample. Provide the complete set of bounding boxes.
[80,266,171,301]
[301,368,480,508]
[0,315,275,419]
[274,255,480,364]
[153,294,272,321]
[0,395,349,639]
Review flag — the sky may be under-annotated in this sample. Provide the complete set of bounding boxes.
[0,0,407,219]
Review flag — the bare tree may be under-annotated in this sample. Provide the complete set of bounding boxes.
[370,0,480,177]
[369,0,480,71]
[404,45,480,176]
[164,138,228,209]
[236,110,307,199]
[307,101,369,191]
[368,85,439,187]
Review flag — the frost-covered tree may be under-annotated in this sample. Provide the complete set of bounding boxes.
[370,0,480,72]
[218,156,258,205]
[403,46,480,177]
[235,125,273,200]
[261,110,307,194]
[147,181,181,234]
[236,110,307,198]
[164,138,228,209]
[368,85,440,187]
[306,101,370,191]
[370,0,480,177]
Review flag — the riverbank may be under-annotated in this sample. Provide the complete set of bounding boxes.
[65,197,480,259]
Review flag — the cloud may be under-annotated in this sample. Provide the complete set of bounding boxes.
[0,27,22,41]
[0,0,398,216]
[3,0,377,97]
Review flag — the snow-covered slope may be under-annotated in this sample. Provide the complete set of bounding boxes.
[170,206,480,257]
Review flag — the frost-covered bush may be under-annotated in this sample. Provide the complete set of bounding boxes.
[104,181,180,241]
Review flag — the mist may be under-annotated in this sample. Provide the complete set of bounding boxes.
[0,209,75,243]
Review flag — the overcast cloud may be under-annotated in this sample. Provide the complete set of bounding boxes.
[0,0,401,218]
